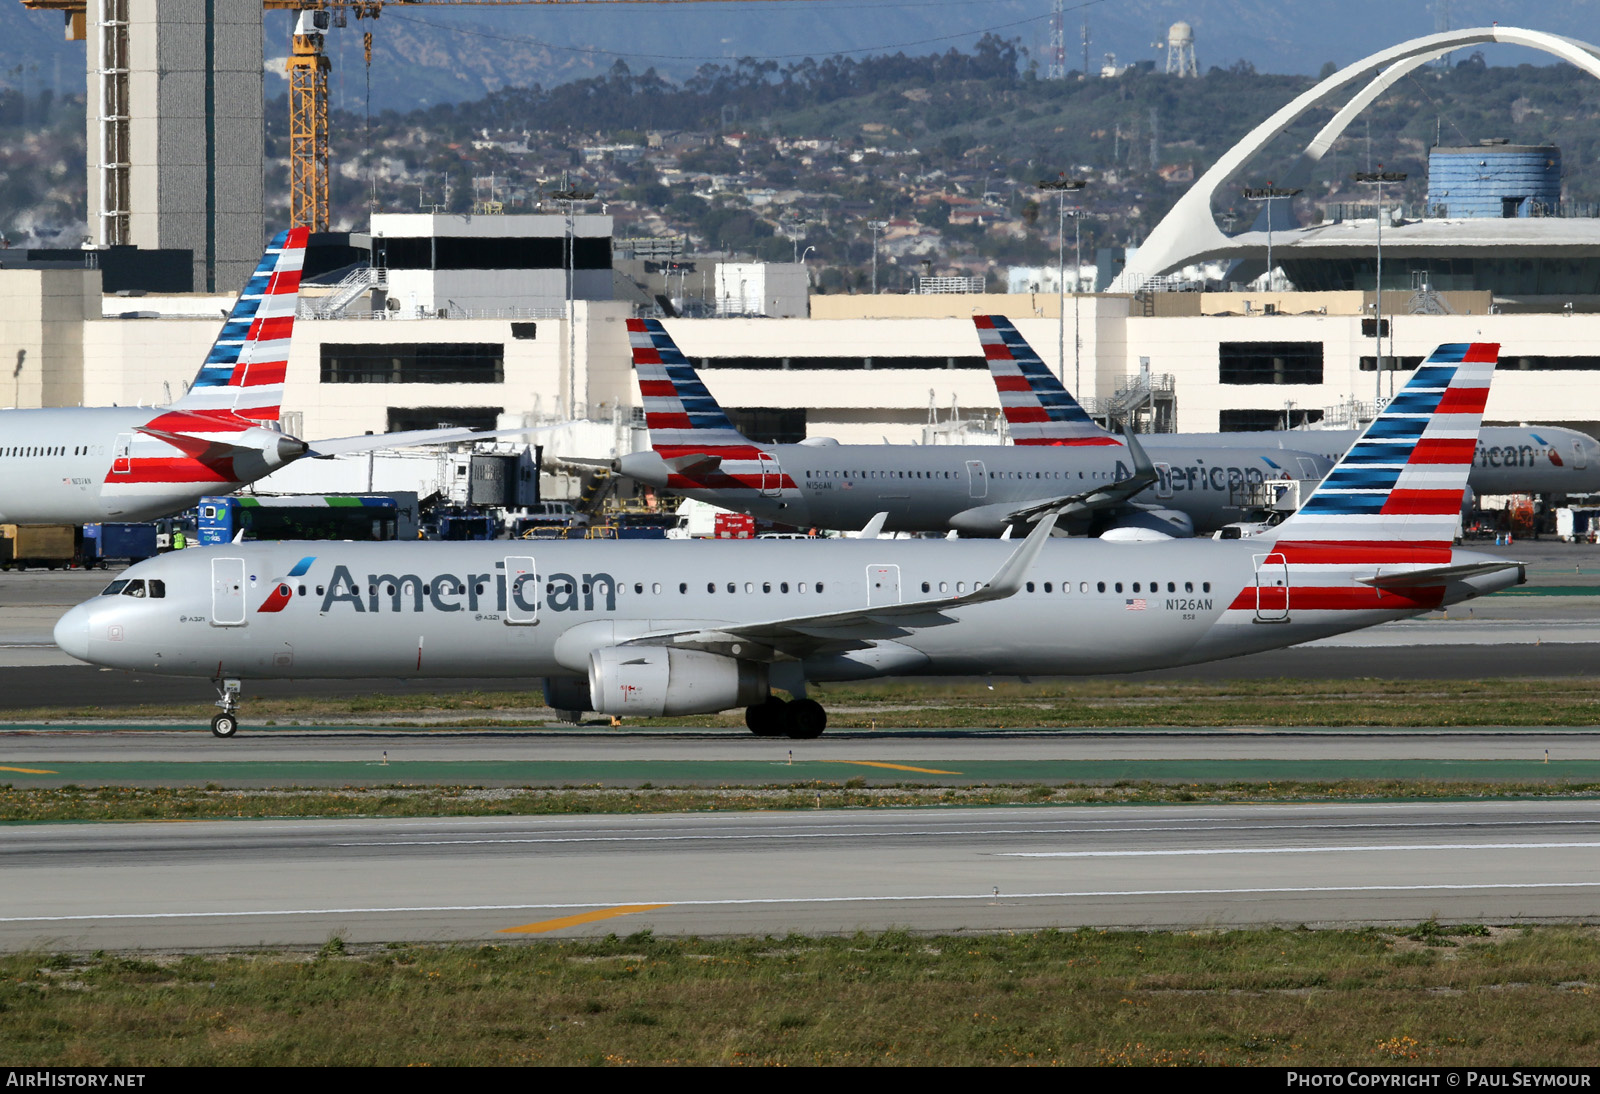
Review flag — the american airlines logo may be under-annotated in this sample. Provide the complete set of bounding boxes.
[256,556,316,613]
[295,563,620,615]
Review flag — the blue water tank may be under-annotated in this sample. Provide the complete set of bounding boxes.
[1426,141,1561,218]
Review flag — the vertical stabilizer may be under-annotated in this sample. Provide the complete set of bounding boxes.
[975,315,1120,446]
[1271,342,1498,553]
[627,318,755,454]
[171,227,309,422]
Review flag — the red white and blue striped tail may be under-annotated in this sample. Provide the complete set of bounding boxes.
[1271,342,1498,551]
[628,317,754,455]
[975,315,1120,446]
[170,227,308,424]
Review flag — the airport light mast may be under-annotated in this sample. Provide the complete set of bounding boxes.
[1038,176,1086,390]
[1354,168,1407,410]
[1241,183,1300,293]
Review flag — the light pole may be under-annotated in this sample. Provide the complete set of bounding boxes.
[1353,168,1406,409]
[1038,176,1087,389]
[551,178,596,419]
[1241,183,1301,292]
[867,220,888,294]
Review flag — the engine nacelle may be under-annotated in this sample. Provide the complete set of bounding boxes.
[588,646,768,717]
[541,677,592,721]
[1097,507,1195,541]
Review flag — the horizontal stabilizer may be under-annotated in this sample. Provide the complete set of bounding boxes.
[1357,561,1523,588]
[305,424,555,458]
[664,452,722,475]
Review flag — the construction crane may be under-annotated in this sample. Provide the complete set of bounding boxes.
[24,1,813,233]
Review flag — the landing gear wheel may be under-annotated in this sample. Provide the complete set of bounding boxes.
[784,699,827,740]
[210,713,238,738]
[745,695,789,737]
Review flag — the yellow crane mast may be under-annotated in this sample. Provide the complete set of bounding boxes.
[24,0,813,233]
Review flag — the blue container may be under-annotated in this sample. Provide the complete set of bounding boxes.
[1427,143,1561,218]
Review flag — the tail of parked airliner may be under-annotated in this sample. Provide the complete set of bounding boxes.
[170,227,308,423]
[1270,342,1497,554]
[975,315,1120,446]
[627,317,758,455]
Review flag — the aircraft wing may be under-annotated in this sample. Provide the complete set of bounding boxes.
[621,513,1059,662]
[950,425,1159,533]
[303,424,556,458]
[1357,561,1524,588]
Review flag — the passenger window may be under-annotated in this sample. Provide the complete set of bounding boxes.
[1132,583,1140,593]
[635,583,644,594]
[817,582,825,593]
[745,582,754,594]
[1185,582,1193,593]
[707,582,716,593]
[1203,582,1212,592]
[939,581,948,593]
[727,582,737,594]
[317,585,325,596]
[679,582,687,594]
[763,582,771,593]
[1168,582,1176,593]
[1097,582,1106,593]
[1115,583,1123,593]
[1043,582,1052,593]
[921,581,930,593]
[799,582,808,593]
[297,585,306,597]
[1026,581,1035,592]
[652,583,662,594]
[1080,582,1088,593]
[956,581,966,593]
[780,582,789,593]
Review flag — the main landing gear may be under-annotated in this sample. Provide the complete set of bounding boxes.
[744,695,828,739]
[211,678,242,738]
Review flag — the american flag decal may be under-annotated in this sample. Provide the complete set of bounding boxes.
[1125,598,1147,611]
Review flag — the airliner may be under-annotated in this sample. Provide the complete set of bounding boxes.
[55,341,1522,738]
[612,317,1336,538]
[0,228,524,525]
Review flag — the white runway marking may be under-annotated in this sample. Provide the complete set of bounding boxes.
[1003,840,1600,858]
[8,881,1600,923]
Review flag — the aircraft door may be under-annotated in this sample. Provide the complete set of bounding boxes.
[112,434,133,475]
[1154,462,1174,499]
[866,564,901,607]
[757,453,783,497]
[1252,552,1290,623]
[966,460,987,498]
[1576,441,1589,471]
[210,557,247,626]
[504,555,538,625]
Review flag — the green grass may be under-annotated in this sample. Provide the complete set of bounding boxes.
[13,676,1600,728]
[5,926,1600,1065]
[5,780,1600,823]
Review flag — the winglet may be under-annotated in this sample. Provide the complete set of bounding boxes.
[980,511,1059,598]
[852,511,890,539]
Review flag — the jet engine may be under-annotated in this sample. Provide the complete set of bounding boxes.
[588,646,768,717]
[1094,508,1196,541]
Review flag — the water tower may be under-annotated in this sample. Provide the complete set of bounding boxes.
[1165,21,1199,78]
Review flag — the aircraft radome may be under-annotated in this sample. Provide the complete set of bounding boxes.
[55,342,1522,739]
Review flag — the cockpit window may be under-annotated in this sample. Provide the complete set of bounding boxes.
[101,578,164,599]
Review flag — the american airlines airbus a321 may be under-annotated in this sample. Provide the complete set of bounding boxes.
[56,342,1522,739]
[611,316,1336,538]
[0,228,523,525]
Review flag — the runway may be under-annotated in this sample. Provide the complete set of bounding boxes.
[3,725,1600,786]
[4,800,1599,950]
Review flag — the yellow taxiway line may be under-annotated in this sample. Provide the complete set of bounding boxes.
[0,765,57,775]
[821,760,962,775]
[500,903,671,935]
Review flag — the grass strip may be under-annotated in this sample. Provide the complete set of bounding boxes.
[6,780,1600,823]
[9,676,1600,727]
[5,925,1600,1065]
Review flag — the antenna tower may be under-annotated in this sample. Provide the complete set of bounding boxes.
[1047,0,1066,80]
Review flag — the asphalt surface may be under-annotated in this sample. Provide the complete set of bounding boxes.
[4,800,1599,949]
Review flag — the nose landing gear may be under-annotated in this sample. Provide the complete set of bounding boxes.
[211,678,242,738]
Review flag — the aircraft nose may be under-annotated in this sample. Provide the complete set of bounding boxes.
[53,605,92,663]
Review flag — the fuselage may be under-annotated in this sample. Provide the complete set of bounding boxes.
[0,405,300,524]
[55,538,1519,685]
[1174,425,1600,497]
[621,440,1333,534]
